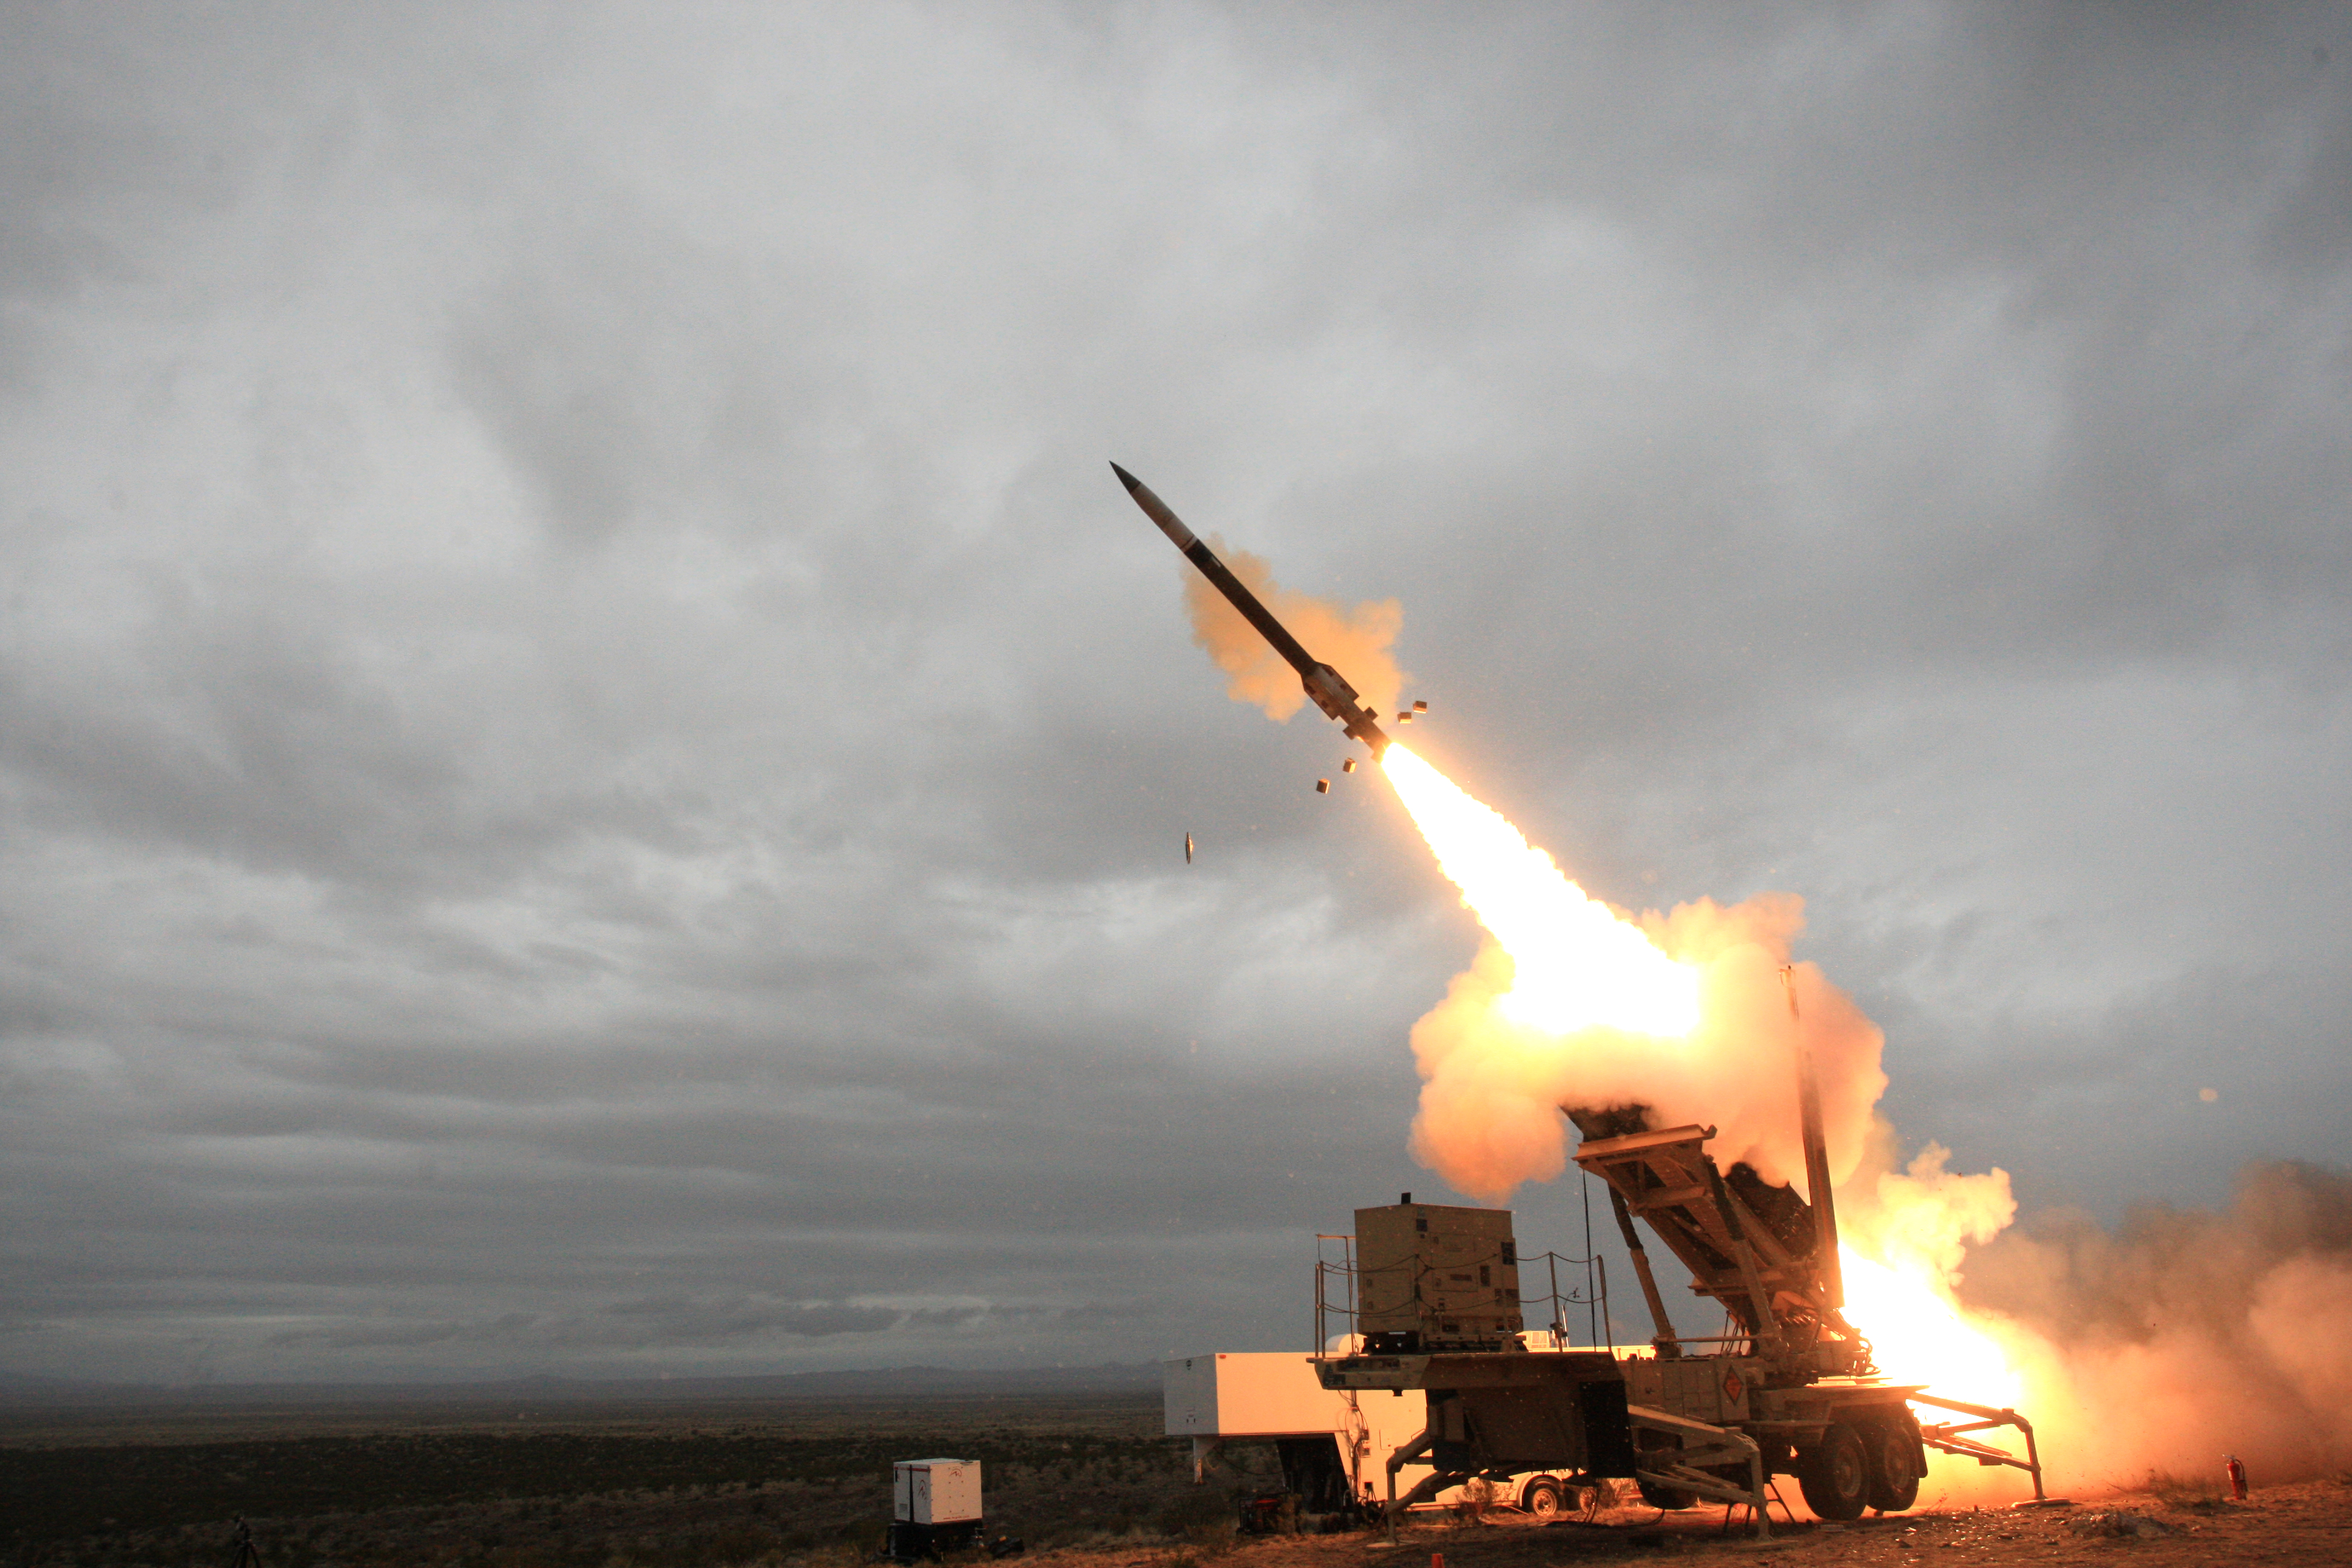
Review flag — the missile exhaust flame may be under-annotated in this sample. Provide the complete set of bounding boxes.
[1380,744,1701,1038]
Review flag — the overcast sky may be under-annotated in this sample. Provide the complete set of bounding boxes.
[3,2,2347,1385]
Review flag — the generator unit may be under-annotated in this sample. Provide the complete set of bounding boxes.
[886,1459,984,1561]
[1354,1195,1523,1353]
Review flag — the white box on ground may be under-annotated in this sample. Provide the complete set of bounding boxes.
[893,1459,981,1524]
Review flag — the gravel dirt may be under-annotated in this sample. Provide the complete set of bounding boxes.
[7,1390,2347,1566]
[1021,1480,2352,1568]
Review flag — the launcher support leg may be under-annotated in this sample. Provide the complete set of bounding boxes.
[1909,1394,2050,1502]
[1385,1423,1434,1546]
[1627,1406,1768,1540]
[1608,1187,1679,1353]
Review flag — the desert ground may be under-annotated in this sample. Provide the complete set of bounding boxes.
[3,1389,2348,1567]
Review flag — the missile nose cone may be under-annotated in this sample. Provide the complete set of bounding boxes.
[1111,463,1200,551]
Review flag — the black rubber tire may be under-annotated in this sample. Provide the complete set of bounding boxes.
[1865,1417,1922,1512]
[1636,1477,1697,1511]
[1798,1422,1870,1521]
[1521,1478,1565,1519]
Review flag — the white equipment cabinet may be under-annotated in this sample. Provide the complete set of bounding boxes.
[886,1458,988,1560]
[893,1459,982,1524]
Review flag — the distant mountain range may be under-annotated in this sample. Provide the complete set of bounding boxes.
[0,1361,1162,1410]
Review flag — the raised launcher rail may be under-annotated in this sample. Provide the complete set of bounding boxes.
[1910,1392,2050,1502]
[1568,1109,1872,1380]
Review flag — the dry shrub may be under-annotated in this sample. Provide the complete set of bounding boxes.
[1181,1515,1236,1555]
[798,1539,878,1568]
[2144,1469,2227,1511]
[1154,1487,1233,1541]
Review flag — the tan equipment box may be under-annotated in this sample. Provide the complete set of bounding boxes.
[1621,1353,1753,1425]
[1354,1199,1523,1351]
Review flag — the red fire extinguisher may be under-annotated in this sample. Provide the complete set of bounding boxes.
[2224,1454,2248,1501]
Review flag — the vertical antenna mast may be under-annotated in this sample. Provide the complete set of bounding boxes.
[1782,964,1844,1309]
[1581,1172,1599,1347]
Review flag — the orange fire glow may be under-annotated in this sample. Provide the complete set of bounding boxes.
[1840,1249,2024,1405]
[1380,741,2036,1466]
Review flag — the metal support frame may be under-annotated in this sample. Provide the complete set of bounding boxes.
[1626,1404,1769,1541]
[1909,1392,2047,1501]
[1721,1480,1798,1536]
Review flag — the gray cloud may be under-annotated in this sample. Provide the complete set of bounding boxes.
[2,1,2347,1382]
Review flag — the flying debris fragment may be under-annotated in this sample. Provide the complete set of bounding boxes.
[1315,779,1331,794]
[1341,759,1357,774]
[1110,463,1392,760]
[1184,832,1194,864]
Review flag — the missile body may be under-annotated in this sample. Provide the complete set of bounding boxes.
[1111,463,1392,759]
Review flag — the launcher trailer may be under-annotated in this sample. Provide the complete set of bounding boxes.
[1313,1109,2047,1535]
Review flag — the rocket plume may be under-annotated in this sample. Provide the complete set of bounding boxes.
[1386,740,1884,1203]
[1380,747,1700,1038]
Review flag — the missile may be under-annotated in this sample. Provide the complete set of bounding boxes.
[1111,462,1392,760]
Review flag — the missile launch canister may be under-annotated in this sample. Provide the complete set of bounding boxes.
[1110,462,1392,760]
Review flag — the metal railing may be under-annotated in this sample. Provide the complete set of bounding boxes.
[1312,1237,1614,1353]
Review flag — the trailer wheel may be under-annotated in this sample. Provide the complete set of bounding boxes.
[1797,1422,1869,1521]
[1635,1477,1697,1511]
[1521,1478,1566,1519]
[1864,1417,1922,1512]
